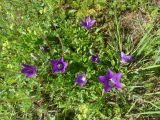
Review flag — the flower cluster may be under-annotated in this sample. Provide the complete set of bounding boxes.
[21,16,133,93]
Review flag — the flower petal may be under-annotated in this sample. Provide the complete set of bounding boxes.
[60,57,64,62]
[86,16,91,22]
[86,26,92,29]
[120,52,133,64]
[104,84,112,92]
[106,69,114,78]
[79,80,87,87]
[115,72,122,81]
[21,64,36,78]
[98,76,106,84]
[61,62,68,73]
[26,73,35,78]
[81,19,87,27]
[115,82,122,89]
[92,54,99,63]
[75,74,87,87]
[21,68,28,74]
[50,59,57,64]
[89,20,96,26]
[120,52,126,58]
[112,72,123,89]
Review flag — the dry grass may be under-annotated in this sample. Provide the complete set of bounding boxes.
[121,11,151,44]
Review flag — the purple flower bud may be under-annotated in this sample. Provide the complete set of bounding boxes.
[50,58,68,73]
[91,54,100,63]
[81,16,96,30]
[21,64,37,78]
[98,69,122,92]
[120,52,133,64]
[75,74,87,87]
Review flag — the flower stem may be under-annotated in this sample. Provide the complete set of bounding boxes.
[41,34,51,49]
[57,35,64,58]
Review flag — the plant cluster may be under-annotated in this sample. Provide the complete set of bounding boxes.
[21,16,134,93]
[1,0,160,119]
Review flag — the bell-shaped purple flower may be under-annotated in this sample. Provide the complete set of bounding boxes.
[91,54,100,63]
[75,74,87,87]
[50,58,68,73]
[120,52,133,64]
[21,64,37,78]
[81,16,96,29]
[98,69,122,92]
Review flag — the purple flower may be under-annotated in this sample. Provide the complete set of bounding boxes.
[98,69,122,92]
[120,52,133,64]
[75,74,87,87]
[91,54,100,63]
[21,64,37,78]
[40,45,49,53]
[50,58,68,73]
[81,16,96,29]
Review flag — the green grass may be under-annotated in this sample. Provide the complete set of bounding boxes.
[0,0,160,119]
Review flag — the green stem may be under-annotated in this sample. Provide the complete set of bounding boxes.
[41,34,51,49]
[115,12,122,52]
[57,35,64,58]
